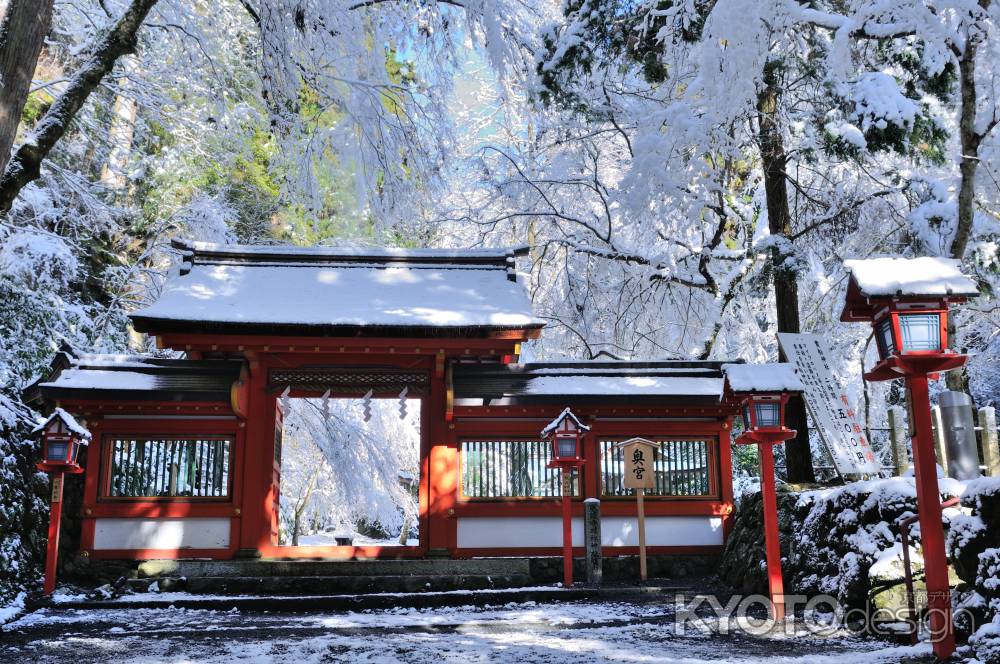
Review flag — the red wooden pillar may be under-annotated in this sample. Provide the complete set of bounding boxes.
[758,443,784,621]
[907,374,955,659]
[80,419,102,553]
[239,355,278,554]
[718,420,736,538]
[561,469,573,587]
[427,357,456,553]
[43,471,65,595]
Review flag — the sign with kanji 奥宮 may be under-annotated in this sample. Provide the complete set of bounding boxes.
[51,474,63,503]
[778,333,881,477]
[621,438,657,490]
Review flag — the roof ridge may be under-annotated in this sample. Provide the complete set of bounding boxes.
[171,238,528,268]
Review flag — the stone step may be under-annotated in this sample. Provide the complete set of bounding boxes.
[137,557,531,579]
[128,573,537,596]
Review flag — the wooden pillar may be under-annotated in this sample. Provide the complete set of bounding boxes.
[888,406,909,476]
[980,407,1000,477]
[427,361,456,554]
[561,470,574,587]
[238,356,277,554]
[718,420,736,538]
[907,375,955,659]
[80,419,102,553]
[758,443,785,621]
[931,405,949,477]
[43,471,65,595]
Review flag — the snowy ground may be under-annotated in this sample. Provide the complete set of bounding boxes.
[297,531,419,547]
[1,597,937,663]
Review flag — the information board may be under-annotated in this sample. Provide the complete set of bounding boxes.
[777,333,882,477]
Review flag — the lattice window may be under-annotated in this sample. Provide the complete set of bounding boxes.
[269,368,429,395]
[600,438,716,498]
[460,440,579,499]
[105,438,232,499]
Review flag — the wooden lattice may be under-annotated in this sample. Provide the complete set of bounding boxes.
[268,368,429,395]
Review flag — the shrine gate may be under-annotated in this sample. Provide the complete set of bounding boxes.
[27,240,739,561]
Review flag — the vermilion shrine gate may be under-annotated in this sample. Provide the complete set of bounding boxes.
[27,240,746,562]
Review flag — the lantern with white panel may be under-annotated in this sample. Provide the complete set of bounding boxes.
[544,407,587,465]
[35,407,88,472]
[840,256,979,660]
[542,408,590,587]
[723,363,804,622]
[32,408,90,595]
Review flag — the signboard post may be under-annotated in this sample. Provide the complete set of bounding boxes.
[618,438,657,581]
[777,333,881,478]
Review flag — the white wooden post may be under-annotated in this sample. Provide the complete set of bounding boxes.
[888,406,909,476]
[932,405,949,477]
[980,407,1000,477]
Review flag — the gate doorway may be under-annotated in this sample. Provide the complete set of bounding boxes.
[275,396,422,550]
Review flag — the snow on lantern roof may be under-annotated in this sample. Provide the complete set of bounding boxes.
[843,257,979,298]
[31,407,91,441]
[130,239,544,336]
[722,363,804,394]
[541,407,591,437]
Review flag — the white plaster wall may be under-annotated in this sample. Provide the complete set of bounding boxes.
[599,516,723,546]
[456,516,722,548]
[93,518,230,550]
[457,517,584,548]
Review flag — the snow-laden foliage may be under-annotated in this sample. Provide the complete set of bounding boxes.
[279,398,419,543]
[3,0,1000,614]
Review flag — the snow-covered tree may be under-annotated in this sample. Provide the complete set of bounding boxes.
[279,397,419,544]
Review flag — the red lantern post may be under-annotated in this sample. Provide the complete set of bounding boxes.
[841,256,979,660]
[32,409,89,595]
[723,364,805,622]
[542,408,589,588]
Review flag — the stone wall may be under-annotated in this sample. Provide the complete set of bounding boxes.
[720,477,1000,660]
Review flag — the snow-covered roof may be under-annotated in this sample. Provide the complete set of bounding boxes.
[541,407,591,437]
[722,363,804,393]
[31,407,91,441]
[30,352,243,404]
[453,360,730,406]
[521,375,723,397]
[843,257,979,298]
[130,240,544,335]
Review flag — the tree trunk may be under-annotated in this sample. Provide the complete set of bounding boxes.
[757,60,816,483]
[0,0,54,177]
[946,5,989,392]
[100,54,139,197]
[951,36,980,263]
[0,0,159,217]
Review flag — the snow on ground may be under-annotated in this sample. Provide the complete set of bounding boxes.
[0,591,25,624]
[0,598,936,663]
[297,532,419,547]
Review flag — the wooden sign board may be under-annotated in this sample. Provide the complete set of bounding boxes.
[51,474,63,503]
[615,437,658,582]
[621,438,657,490]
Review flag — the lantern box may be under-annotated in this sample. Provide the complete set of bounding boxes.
[33,408,89,473]
[722,363,803,446]
[840,257,979,380]
[541,407,590,466]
